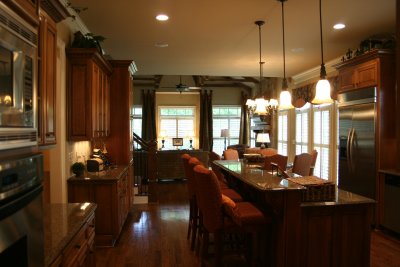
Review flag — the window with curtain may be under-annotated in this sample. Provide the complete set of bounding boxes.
[132,106,142,149]
[278,110,288,156]
[313,104,332,180]
[212,106,241,155]
[295,103,310,155]
[159,106,195,150]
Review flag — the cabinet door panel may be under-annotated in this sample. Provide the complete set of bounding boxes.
[356,61,377,88]
[43,17,57,144]
[338,68,355,92]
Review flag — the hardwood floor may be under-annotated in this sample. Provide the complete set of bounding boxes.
[96,180,400,267]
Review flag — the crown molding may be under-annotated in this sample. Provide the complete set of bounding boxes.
[292,56,342,85]
[59,0,90,35]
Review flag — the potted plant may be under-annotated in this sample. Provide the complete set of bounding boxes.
[70,31,106,54]
[71,162,85,176]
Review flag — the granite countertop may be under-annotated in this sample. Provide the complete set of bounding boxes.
[301,187,376,207]
[43,203,97,266]
[68,165,128,182]
[214,160,305,191]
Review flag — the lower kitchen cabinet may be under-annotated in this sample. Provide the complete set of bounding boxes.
[44,203,97,267]
[67,166,131,247]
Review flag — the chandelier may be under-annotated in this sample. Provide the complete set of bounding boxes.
[246,20,279,116]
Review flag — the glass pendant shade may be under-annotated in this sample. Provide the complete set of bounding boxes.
[312,78,333,104]
[254,98,268,114]
[279,90,294,110]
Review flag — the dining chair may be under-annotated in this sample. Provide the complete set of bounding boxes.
[291,153,313,176]
[264,154,288,173]
[193,164,270,267]
[309,149,318,175]
[223,149,239,160]
[258,148,278,157]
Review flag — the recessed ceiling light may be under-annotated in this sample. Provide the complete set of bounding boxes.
[333,23,346,30]
[156,14,169,21]
[291,47,304,53]
[155,42,168,48]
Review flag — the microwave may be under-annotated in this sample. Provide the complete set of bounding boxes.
[0,3,38,150]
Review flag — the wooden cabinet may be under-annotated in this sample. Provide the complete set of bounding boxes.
[67,166,131,247]
[106,61,136,206]
[336,59,378,92]
[38,10,57,145]
[66,48,112,141]
[46,205,96,267]
[3,0,39,26]
[335,49,391,93]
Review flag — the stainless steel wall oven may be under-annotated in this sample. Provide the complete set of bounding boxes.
[0,152,44,266]
[0,3,38,150]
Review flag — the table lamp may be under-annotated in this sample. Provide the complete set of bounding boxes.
[220,129,229,151]
[256,133,270,149]
[159,131,166,150]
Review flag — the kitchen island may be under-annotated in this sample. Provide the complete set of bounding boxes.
[213,160,375,267]
[44,203,97,266]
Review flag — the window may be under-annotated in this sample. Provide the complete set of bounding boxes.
[295,103,310,155]
[250,118,256,148]
[277,110,288,156]
[212,106,241,156]
[159,106,195,150]
[132,106,142,149]
[313,104,332,180]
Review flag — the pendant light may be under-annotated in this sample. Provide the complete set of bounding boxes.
[246,21,279,115]
[312,0,334,104]
[278,0,294,110]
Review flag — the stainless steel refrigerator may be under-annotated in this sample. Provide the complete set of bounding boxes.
[338,87,376,199]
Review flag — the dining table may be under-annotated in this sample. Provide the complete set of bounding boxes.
[213,159,375,267]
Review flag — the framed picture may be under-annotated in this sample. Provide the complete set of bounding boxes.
[172,138,183,146]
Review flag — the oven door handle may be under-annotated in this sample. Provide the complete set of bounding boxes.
[0,185,42,221]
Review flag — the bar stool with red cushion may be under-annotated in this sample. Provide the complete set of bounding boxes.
[223,149,239,160]
[188,157,243,254]
[193,165,270,266]
[181,153,196,247]
[208,151,229,189]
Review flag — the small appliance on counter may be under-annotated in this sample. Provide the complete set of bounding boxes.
[86,146,110,172]
[86,157,104,172]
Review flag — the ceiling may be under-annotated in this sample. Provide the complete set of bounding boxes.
[68,0,395,79]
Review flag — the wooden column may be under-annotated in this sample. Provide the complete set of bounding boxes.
[396,0,400,170]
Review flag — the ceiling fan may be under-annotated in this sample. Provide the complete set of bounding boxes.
[162,76,201,93]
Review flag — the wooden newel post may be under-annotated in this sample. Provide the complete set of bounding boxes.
[147,139,158,202]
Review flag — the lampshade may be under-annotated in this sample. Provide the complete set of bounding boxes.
[311,0,334,105]
[256,133,270,143]
[279,90,294,110]
[278,0,294,111]
[312,79,334,104]
[159,130,167,138]
[220,129,229,138]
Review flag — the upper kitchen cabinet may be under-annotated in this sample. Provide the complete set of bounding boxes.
[38,10,57,145]
[2,0,39,26]
[66,48,112,141]
[335,49,394,93]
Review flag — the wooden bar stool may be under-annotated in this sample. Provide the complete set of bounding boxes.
[193,164,271,267]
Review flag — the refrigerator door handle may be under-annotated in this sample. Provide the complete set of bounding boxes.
[349,128,356,173]
[346,128,352,173]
